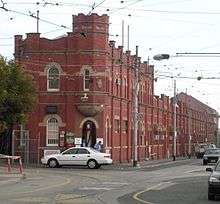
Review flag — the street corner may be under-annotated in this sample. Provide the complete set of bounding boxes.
[0,166,26,185]
[0,173,24,186]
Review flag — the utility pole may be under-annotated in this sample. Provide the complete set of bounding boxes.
[186,90,191,158]
[132,45,139,167]
[37,10,39,33]
[127,25,130,51]
[122,20,124,48]
[173,79,177,161]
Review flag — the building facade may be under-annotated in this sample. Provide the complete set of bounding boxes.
[13,13,219,163]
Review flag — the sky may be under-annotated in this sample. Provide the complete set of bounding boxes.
[1,0,220,118]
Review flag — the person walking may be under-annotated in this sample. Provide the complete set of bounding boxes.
[94,141,102,152]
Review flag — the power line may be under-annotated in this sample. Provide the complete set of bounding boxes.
[88,0,107,15]
[109,0,144,14]
[0,0,8,11]
[0,2,71,30]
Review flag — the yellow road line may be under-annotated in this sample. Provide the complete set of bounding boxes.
[133,183,163,204]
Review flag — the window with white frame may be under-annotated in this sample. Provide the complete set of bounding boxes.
[20,125,26,146]
[84,69,90,90]
[47,118,59,146]
[124,77,127,98]
[122,120,128,133]
[47,66,60,91]
[114,119,120,133]
[140,123,145,145]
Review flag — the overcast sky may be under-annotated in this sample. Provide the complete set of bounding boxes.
[1,0,220,117]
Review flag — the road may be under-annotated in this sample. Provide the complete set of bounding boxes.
[0,159,216,204]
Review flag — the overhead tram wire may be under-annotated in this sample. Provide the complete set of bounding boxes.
[87,0,107,15]
[174,53,220,59]
[0,1,71,30]
[14,58,220,80]
[6,1,220,16]
[7,1,91,8]
[109,0,144,14]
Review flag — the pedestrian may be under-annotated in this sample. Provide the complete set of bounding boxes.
[94,141,102,152]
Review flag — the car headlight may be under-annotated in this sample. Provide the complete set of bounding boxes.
[209,176,220,183]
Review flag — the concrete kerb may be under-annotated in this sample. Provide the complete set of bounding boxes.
[106,157,190,170]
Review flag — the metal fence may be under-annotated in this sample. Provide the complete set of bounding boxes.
[12,130,40,166]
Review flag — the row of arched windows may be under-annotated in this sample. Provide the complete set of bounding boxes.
[46,63,91,91]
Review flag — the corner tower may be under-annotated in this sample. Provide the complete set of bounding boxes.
[72,13,109,50]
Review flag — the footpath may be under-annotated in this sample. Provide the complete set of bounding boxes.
[0,157,192,185]
[105,156,191,170]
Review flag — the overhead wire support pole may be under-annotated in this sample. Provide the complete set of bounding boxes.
[132,45,139,167]
[173,79,177,161]
[185,89,191,158]
[37,10,39,33]
[0,0,8,11]
[127,25,130,51]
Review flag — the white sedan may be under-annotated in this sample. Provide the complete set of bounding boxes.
[41,147,113,169]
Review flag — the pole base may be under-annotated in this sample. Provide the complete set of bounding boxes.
[133,160,138,167]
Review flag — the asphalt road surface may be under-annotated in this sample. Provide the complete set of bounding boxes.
[0,159,216,204]
[118,176,220,204]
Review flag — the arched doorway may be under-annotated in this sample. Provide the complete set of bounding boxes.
[82,120,96,147]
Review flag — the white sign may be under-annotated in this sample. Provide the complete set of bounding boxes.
[75,138,82,145]
[96,138,103,144]
[44,150,60,157]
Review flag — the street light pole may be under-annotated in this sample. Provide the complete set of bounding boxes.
[132,45,139,167]
[153,53,178,161]
[173,79,177,161]
[186,90,192,158]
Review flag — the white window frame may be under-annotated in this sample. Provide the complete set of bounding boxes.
[84,69,90,91]
[47,66,60,91]
[47,117,59,146]
[19,125,26,146]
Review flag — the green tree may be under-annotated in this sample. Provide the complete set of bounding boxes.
[0,56,36,154]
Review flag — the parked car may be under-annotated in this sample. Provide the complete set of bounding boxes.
[41,147,113,169]
[195,143,208,158]
[206,160,220,200]
[195,143,216,159]
[203,148,220,165]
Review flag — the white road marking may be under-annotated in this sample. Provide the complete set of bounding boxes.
[101,181,129,185]
[79,187,113,190]
[151,181,175,190]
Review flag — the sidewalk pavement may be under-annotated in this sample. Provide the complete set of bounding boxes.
[105,156,191,170]
[0,159,25,186]
[0,157,192,184]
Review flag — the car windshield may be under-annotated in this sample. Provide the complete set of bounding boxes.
[89,148,101,153]
[215,162,220,171]
[205,149,220,154]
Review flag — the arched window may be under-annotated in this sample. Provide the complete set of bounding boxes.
[84,69,90,90]
[47,66,60,91]
[139,122,145,145]
[47,118,59,146]
[124,77,127,98]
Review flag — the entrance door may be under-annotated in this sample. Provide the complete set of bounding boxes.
[82,121,96,148]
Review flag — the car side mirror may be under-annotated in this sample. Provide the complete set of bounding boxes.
[206,168,213,172]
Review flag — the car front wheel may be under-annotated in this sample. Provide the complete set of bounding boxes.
[48,159,59,168]
[87,159,98,169]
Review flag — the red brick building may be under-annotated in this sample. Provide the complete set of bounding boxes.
[14,13,219,163]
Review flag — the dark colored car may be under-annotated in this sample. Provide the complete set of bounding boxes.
[203,148,220,165]
[206,161,220,200]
